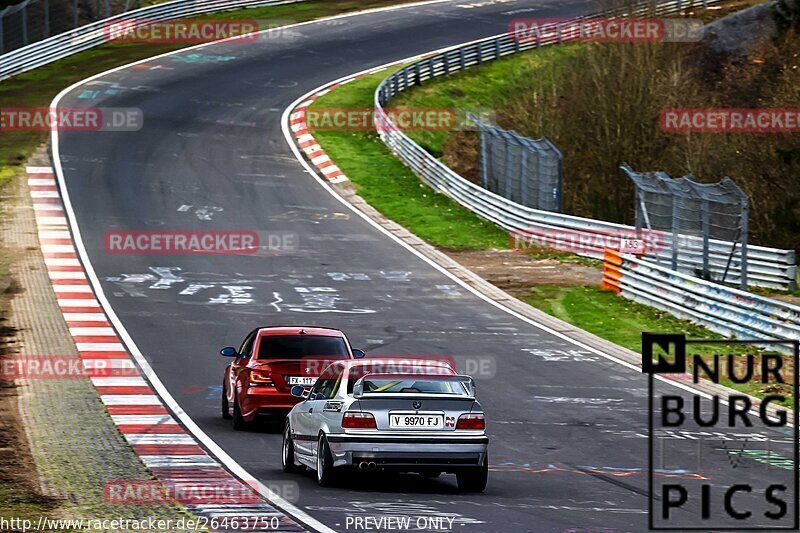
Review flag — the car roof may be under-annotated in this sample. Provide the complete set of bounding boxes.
[256,326,345,337]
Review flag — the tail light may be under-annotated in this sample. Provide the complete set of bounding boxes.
[248,368,274,386]
[342,412,376,429]
[456,413,485,430]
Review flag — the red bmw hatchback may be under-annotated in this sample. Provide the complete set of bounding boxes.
[221,326,364,430]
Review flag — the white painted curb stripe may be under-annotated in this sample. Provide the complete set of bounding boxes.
[141,456,218,467]
[49,272,87,280]
[76,342,125,351]
[91,377,148,386]
[26,166,54,174]
[69,327,116,335]
[125,434,197,444]
[63,313,108,321]
[111,414,178,425]
[101,395,162,405]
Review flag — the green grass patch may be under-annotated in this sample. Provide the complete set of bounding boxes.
[525,284,730,351]
[525,285,793,402]
[309,71,508,250]
[390,44,581,155]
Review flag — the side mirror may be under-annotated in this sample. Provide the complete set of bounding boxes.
[352,349,366,359]
[220,346,238,357]
[290,385,306,397]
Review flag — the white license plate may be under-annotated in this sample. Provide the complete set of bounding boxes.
[288,376,316,386]
[389,412,443,429]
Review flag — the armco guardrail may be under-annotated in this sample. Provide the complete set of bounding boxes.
[602,249,800,353]
[372,0,797,291]
[0,0,303,80]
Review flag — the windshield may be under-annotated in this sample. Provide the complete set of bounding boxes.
[257,335,349,359]
[359,377,470,396]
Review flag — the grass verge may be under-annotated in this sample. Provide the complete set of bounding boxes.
[310,70,508,250]
[525,285,792,403]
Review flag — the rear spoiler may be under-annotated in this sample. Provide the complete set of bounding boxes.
[352,373,476,399]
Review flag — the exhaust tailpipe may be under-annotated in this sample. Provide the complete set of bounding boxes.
[357,461,377,471]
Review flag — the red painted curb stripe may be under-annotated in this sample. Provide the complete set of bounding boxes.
[118,424,184,435]
[107,405,169,415]
[133,444,205,455]
[80,351,132,359]
[96,386,155,395]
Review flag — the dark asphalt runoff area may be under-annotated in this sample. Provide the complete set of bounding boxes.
[53,0,797,531]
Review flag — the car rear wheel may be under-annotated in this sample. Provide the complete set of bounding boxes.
[456,453,488,493]
[221,380,232,420]
[232,393,250,431]
[316,435,336,487]
[282,423,304,473]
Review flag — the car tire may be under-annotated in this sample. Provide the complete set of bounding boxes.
[232,392,249,431]
[456,453,488,493]
[282,423,304,473]
[316,435,336,487]
[221,380,232,420]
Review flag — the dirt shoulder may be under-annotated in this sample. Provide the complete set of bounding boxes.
[0,147,192,527]
[445,248,601,299]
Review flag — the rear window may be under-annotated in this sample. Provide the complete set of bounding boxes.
[360,377,469,396]
[347,363,454,393]
[257,335,349,359]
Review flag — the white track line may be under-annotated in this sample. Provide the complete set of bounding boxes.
[47,2,488,532]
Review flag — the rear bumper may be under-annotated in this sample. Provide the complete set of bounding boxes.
[240,387,299,419]
[326,434,488,471]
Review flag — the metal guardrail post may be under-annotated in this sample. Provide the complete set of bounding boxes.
[741,198,749,290]
[520,148,529,206]
[671,189,680,271]
[21,2,28,47]
[503,132,514,199]
[480,130,489,189]
[701,198,710,279]
[44,0,49,38]
[0,11,5,55]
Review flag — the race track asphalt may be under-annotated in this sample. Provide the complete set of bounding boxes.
[52,1,797,531]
